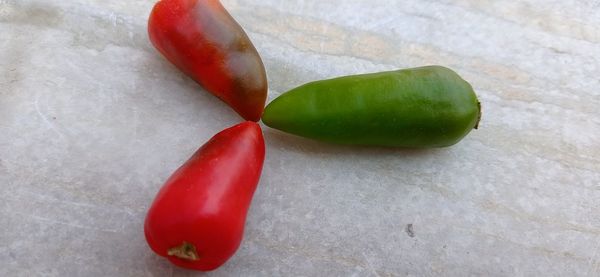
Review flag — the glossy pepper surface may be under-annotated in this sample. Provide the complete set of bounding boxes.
[148,0,268,121]
[144,122,265,271]
[262,66,481,148]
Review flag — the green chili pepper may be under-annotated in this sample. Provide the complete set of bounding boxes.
[262,66,481,148]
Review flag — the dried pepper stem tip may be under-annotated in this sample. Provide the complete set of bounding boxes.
[168,242,200,261]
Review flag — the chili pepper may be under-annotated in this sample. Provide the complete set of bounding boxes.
[262,66,481,148]
[144,121,265,271]
[148,0,268,121]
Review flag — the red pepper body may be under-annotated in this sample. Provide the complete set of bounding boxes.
[148,0,268,121]
[144,122,265,271]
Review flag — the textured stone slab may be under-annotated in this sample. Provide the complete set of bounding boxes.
[1,0,599,276]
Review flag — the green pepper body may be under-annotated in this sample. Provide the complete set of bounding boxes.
[262,66,481,148]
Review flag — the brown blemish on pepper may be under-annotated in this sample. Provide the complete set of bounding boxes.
[237,37,249,51]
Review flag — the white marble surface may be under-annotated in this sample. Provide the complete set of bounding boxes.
[1,0,600,276]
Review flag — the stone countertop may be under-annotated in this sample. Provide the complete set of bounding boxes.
[1,0,599,276]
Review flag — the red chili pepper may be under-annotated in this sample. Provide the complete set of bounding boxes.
[148,0,268,121]
[144,122,265,271]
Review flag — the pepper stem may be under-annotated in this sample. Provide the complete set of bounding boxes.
[167,241,200,261]
[474,101,482,129]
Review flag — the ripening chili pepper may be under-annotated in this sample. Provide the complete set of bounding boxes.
[148,0,268,121]
[144,121,265,271]
[262,66,481,148]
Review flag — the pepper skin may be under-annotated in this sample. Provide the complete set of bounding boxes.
[262,66,481,148]
[148,0,268,121]
[144,122,265,271]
